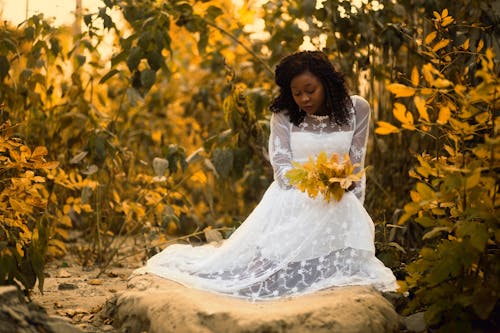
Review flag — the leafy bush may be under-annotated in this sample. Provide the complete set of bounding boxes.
[0,120,58,293]
[376,9,499,332]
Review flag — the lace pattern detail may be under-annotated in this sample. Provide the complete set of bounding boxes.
[270,95,370,203]
[135,95,397,301]
[200,248,390,300]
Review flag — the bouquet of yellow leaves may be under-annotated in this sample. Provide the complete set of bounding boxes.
[285,152,365,202]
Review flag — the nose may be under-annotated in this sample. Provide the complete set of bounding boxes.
[301,95,310,103]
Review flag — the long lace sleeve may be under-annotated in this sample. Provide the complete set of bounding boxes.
[349,95,371,204]
[268,112,293,189]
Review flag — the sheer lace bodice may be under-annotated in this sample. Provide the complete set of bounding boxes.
[269,95,370,202]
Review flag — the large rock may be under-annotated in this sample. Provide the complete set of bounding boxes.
[0,286,83,333]
[103,274,401,333]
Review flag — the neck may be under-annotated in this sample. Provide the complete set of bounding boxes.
[313,108,329,116]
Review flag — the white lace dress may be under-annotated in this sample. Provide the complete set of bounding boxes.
[135,95,398,300]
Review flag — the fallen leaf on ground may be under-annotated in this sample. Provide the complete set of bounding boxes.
[87,279,103,285]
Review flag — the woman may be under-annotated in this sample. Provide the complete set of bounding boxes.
[135,51,397,300]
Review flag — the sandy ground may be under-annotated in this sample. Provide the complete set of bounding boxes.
[30,239,144,332]
[29,236,403,333]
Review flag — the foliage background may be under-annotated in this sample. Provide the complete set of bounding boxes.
[0,0,498,331]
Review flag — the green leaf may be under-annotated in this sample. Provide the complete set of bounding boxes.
[415,215,436,227]
[166,144,187,173]
[111,50,127,67]
[76,55,86,66]
[49,37,60,56]
[102,13,114,30]
[472,287,498,320]
[456,221,489,252]
[197,31,209,55]
[212,148,233,178]
[206,5,223,20]
[24,26,35,39]
[127,47,143,71]
[99,69,120,84]
[140,69,156,91]
[84,14,92,26]
[146,50,163,70]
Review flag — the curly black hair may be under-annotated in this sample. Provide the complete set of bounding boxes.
[270,51,353,126]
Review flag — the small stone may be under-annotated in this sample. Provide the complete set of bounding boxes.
[58,283,78,290]
[87,279,102,285]
[102,324,115,331]
[65,309,77,318]
[404,312,427,332]
[56,269,72,278]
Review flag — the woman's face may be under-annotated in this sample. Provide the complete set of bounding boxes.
[290,71,326,115]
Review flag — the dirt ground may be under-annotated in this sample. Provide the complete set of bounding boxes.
[30,237,145,332]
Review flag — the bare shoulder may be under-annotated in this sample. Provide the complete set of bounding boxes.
[350,95,370,118]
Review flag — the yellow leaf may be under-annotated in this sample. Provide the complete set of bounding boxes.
[151,130,162,144]
[393,103,409,124]
[20,145,31,161]
[441,16,454,27]
[475,112,489,124]
[416,182,435,200]
[34,161,60,169]
[433,11,441,20]
[112,190,121,203]
[432,39,451,52]
[477,39,484,53]
[454,84,466,97]
[422,64,436,84]
[437,106,451,124]
[191,170,207,184]
[59,215,73,227]
[411,66,420,87]
[410,190,421,203]
[50,239,67,251]
[10,149,21,162]
[414,96,430,122]
[16,243,24,257]
[31,146,48,160]
[441,9,448,18]
[9,197,32,214]
[466,170,481,189]
[424,31,437,45]
[402,123,416,131]
[375,121,400,135]
[472,146,489,159]
[443,145,455,157]
[420,88,434,95]
[387,83,415,97]
[462,38,470,50]
[433,78,452,88]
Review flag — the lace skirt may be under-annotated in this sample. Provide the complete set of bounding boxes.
[134,182,397,300]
